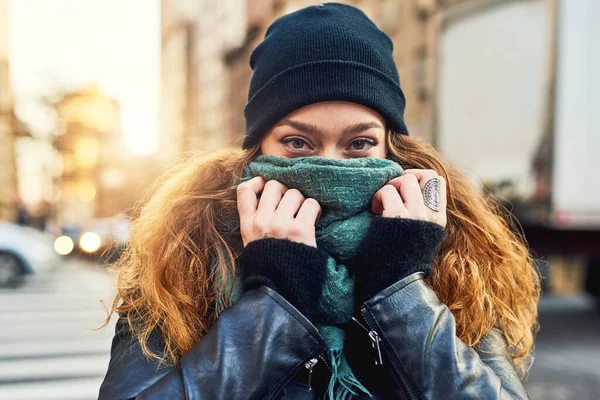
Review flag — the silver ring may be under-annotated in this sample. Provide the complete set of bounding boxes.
[423,177,441,212]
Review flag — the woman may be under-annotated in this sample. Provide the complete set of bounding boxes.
[98,3,539,399]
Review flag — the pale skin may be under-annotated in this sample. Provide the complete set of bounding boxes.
[237,101,447,248]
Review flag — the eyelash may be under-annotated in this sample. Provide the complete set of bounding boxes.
[280,137,378,153]
[281,137,311,151]
[349,138,378,151]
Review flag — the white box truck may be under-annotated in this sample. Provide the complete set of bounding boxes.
[432,0,600,297]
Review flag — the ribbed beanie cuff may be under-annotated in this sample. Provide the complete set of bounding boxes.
[243,60,407,148]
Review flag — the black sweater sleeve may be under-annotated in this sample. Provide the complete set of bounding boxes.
[349,216,446,304]
[240,238,330,320]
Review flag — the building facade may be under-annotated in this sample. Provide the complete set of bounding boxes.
[54,86,124,227]
[0,0,18,222]
[160,0,246,162]
[160,0,478,156]
[225,0,465,144]
[54,85,162,233]
[160,0,196,164]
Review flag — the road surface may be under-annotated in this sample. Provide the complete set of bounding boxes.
[0,258,116,400]
[527,295,600,399]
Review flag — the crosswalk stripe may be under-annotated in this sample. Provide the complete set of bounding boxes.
[0,309,112,323]
[0,321,115,339]
[0,302,112,312]
[0,260,117,400]
[0,338,113,359]
[0,354,110,383]
[0,377,104,400]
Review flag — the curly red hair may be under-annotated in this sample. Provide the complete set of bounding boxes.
[100,133,540,377]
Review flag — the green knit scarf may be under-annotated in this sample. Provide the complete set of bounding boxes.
[225,155,403,399]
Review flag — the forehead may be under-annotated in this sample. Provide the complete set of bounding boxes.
[280,101,386,127]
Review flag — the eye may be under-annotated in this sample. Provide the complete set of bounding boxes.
[349,138,377,151]
[281,137,311,151]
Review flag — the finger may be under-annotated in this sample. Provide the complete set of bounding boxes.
[401,169,439,189]
[236,176,266,219]
[275,189,305,219]
[388,175,423,209]
[256,180,288,216]
[372,185,405,217]
[296,198,322,224]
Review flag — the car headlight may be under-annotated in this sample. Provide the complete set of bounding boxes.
[54,235,74,255]
[79,232,102,253]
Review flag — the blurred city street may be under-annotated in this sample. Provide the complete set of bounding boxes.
[527,296,600,399]
[0,260,116,400]
[1,0,599,399]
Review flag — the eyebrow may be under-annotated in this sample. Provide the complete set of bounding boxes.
[275,119,384,136]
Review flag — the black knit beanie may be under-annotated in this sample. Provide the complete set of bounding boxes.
[242,2,408,149]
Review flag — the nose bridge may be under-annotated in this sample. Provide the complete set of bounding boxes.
[318,142,344,160]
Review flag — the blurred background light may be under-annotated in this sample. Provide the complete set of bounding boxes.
[100,168,127,190]
[74,137,101,169]
[53,235,74,255]
[77,182,96,202]
[79,231,101,253]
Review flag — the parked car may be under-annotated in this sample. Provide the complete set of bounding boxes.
[0,221,61,287]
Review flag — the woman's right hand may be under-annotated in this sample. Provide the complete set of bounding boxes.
[236,177,322,248]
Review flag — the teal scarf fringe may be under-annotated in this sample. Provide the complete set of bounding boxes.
[224,156,403,399]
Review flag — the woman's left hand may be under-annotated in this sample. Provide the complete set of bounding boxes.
[372,169,447,228]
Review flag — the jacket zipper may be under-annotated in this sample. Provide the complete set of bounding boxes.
[318,353,331,372]
[359,306,418,400]
[305,358,318,391]
[350,316,383,365]
[266,348,328,400]
[303,351,332,392]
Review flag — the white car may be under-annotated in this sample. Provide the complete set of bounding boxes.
[0,222,61,287]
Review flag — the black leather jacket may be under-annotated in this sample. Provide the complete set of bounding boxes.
[98,272,529,399]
